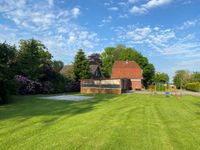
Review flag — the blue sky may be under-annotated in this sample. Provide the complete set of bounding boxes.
[0,0,200,80]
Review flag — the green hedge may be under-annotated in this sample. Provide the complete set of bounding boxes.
[155,83,165,91]
[185,82,200,92]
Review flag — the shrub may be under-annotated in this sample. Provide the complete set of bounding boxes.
[155,83,165,91]
[185,82,200,92]
[42,81,54,94]
[0,81,9,104]
[51,73,69,93]
[15,75,42,95]
[65,80,80,92]
[15,75,69,94]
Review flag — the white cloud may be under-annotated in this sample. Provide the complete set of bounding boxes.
[161,34,200,55]
[178,19,199,30]
[115,25,176,52]
[99,16,112,27]
[130,6,147,14]
[143,0,171,9]
[127,27,152,40]
[119,14,129,18]
[102,16,112,23]
[118,2,127,6]
[130,0,172,14]
[108,7,119,11]
[114,24,200,59]
[0,0,99,63]
[71,7,81,18]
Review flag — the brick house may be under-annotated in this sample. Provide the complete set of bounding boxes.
[111,61,143,90]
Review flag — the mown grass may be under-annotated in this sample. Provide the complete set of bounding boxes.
[0,94,200,150]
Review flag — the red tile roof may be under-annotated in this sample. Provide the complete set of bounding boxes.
[111,61,143,79]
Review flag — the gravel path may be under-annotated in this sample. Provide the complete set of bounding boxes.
[40,95,94,101]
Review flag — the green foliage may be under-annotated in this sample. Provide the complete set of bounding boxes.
[142,63,155,87]
[73,49,91,80]
[155,83,165,91]
[17,39,52,80]
[190,72,200,82]
[173,70,190,89]
[52,60,64,73]
[185,82,200,92]
[0,42,17,104]
[119,48,136,61]
[52,73,69,93]
[153,72,169,83]
[101,47,116,77]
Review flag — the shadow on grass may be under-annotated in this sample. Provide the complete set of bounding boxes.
[0,94,117,121]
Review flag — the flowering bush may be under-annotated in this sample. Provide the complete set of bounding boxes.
[15,75,70,95]
[15,75,42,95]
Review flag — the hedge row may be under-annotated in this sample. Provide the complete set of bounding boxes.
[185,82,200,92]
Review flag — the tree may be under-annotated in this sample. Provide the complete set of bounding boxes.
[52,60,64,73]
[153,72,169,83]
[17,39,52,80]
[173,70,190,89]
[191,72,200,82]
[119,48,149,68]
[101,47,116,77]
[88,53,101,65]
[60,65,75,80]
[142,64,155,87]
[73,49,91,80]
[0,42,17,104]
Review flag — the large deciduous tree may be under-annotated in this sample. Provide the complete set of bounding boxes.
[0,42,17,104]
[17,39,52,80]
[153,72,169,83]
[173,70,191,89]
[73,49,91,80]
[142,64,155,87]
[101,47,116,77]
[52,60,64,73]
[190,72,200,82]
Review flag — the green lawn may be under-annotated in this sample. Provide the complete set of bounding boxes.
[0,94,200,150]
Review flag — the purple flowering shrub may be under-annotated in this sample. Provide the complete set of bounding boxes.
[15,75,42,95]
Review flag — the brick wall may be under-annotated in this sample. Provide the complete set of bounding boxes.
[131,79,142,90]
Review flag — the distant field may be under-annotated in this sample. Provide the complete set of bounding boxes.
[0,94,199,150]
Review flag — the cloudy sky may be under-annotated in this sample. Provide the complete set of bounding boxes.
[0,0,200,79]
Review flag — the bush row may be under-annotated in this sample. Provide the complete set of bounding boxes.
[15,75,79,95]
[185,82,200,92]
